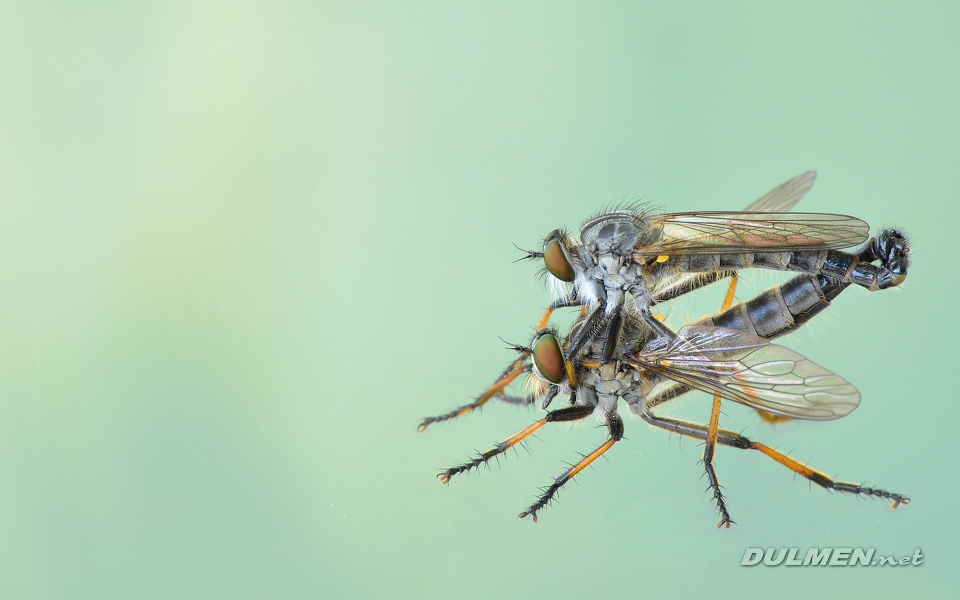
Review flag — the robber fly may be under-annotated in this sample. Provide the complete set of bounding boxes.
[425,228,911,525]
[526,172,908,365]
[419,173,909,432]
[434,280,909,524]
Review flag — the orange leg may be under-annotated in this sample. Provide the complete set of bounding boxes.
[642,412,909,516]
[423,296,584,433]
[438,405,595,483]
[418,357,528,432]
[519,411,624,522]
[536,294,584,329]
[751,442,908,509]
[536,306,555,330]
[703,273,739,526]
[722,272,739,310]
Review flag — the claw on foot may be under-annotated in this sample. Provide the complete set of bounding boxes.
[717,518,735,529]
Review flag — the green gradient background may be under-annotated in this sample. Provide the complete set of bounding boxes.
[2,2,957,598]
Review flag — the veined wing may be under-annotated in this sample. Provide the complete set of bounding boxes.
[626,325,860,420]
[743,170,817,213]
[636,212,868,256]
[650,171,816,299]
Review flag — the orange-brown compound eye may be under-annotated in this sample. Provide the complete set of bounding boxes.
[533,334,565,384]
[544,239,575,282]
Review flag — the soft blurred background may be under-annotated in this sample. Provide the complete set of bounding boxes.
[1,1,957,598]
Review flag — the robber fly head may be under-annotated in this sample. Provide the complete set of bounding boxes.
[541,228,607,307]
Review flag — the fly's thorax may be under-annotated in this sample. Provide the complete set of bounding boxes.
[580,213,656,283]
[592,255,632,302]
[602,267,640,298]
[595,248,634,287]
[580,211,653,256]
[580,367,602,389]
[597,253,620,274]
[585,246,648,319]
[594,374,626,396]
[575,366,611,405]
[579,360,633,398]
[598,363,616,381]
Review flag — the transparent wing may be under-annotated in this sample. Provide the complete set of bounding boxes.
[636,212,868,256]
[650,171,817,299]
[743,170,817,213]
[627,325,860,420]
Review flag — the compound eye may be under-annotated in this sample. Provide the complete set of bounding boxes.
[544,238,575,282]
[533,334,565,384]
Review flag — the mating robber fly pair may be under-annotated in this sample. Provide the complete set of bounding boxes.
[419,171,911,526]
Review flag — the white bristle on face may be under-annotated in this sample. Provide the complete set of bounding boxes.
[547,273,571,301]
